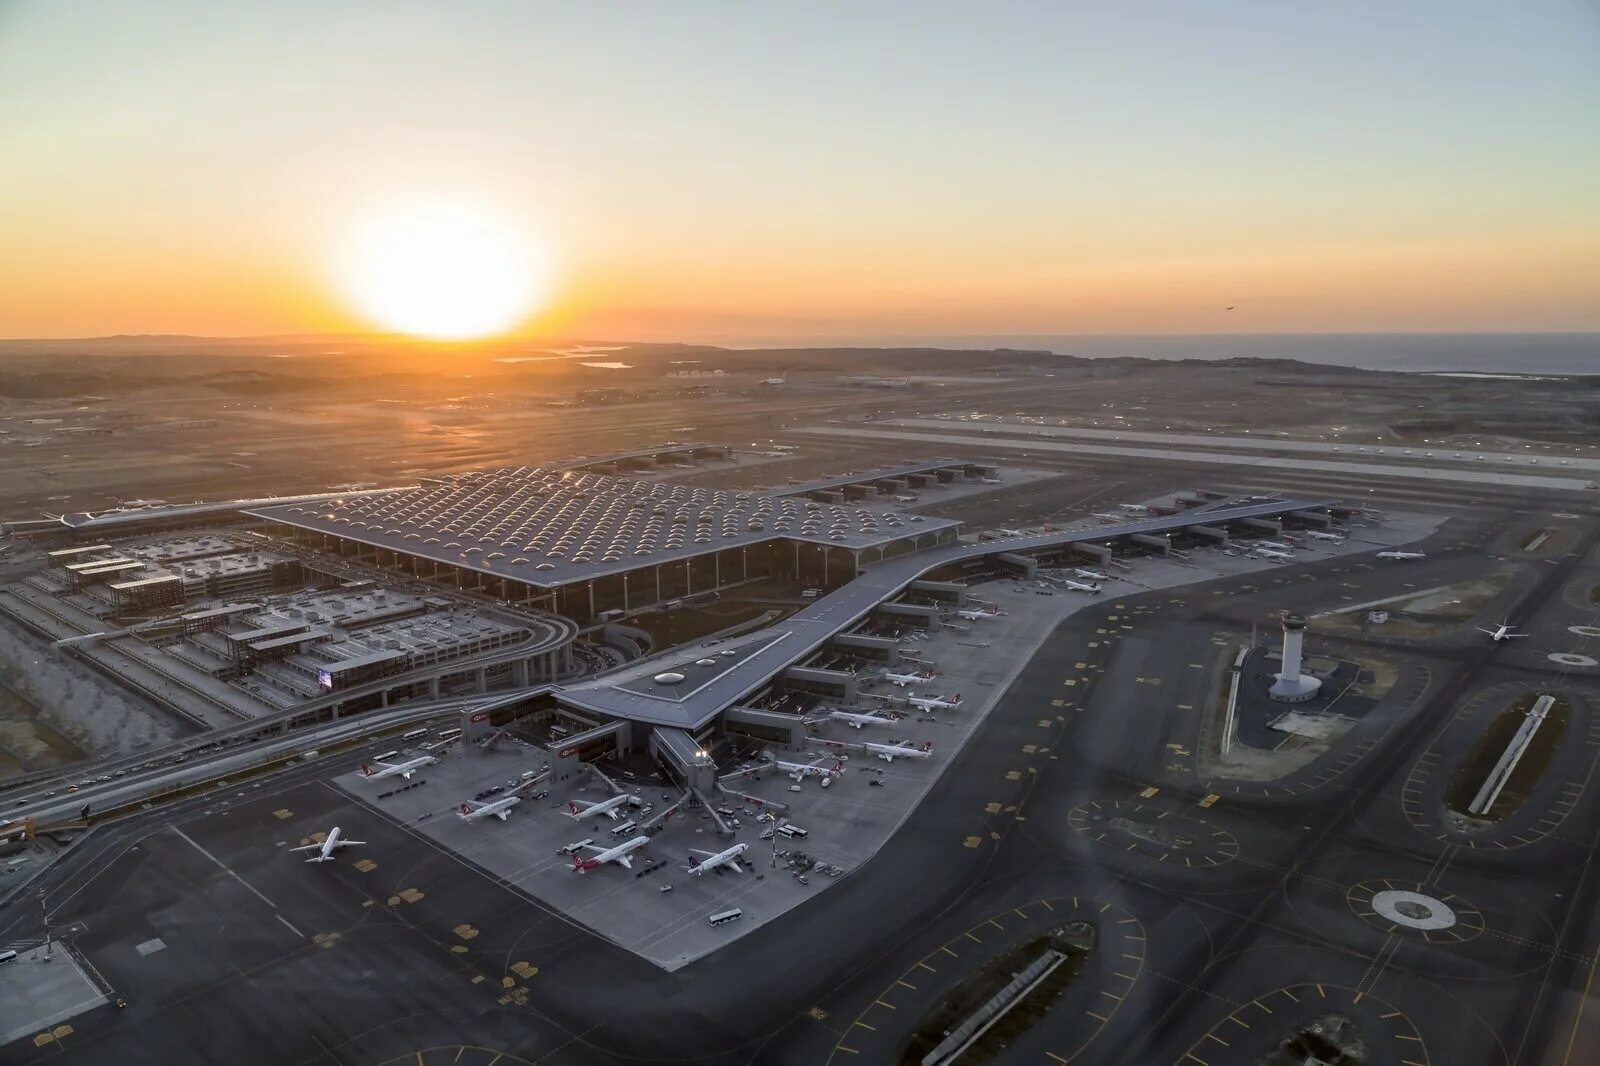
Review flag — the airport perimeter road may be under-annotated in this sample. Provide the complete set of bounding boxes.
[5,505,1600,1065]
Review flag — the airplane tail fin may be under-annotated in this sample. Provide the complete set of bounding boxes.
[460,803,473,815]
[359,763,372,776]
[922,741,934,752]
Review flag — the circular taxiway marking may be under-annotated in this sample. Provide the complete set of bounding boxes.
[1567,625,1600,638]
[1068,799,1239,867]
[377,1049,534,1066]
[1347,880,1483,943]
[1178,984,1427,1066]
[1548,652,1597,667]
[1371,889,1456,931]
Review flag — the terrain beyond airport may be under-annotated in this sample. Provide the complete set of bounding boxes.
[0,342,1597,1065]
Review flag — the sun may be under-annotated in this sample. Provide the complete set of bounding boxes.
[335,201,552,340]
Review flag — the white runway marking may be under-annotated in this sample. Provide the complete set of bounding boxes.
[170,826,279,910]
[275,914,305,938]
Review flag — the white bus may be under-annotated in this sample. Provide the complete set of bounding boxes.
[609,820,638,837]
[401,729,428,742]
[373,750,400,763]
[776,824,808,838]
[437,728,463,743]
[561,839,594,855]
[707,909,742,927]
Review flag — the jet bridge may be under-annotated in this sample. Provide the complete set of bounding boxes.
[649,726,717,791]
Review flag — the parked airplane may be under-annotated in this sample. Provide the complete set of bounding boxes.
[1092,512,1124,522]
[1306,530,1345,542]
[1252,548,1294,561]
[686,842,749,876]
[893,494,919,503]
[1376,550,1426,560]
[567,794,635,822]
[981,477,1004,484]
[888,691,962,712]
[1254,540,1294,551]
[570,836,649,872]
[955,607,1000,620]
[864,741,934,762]
[359,755,438,782]
[1062,580,1103,594]
[1477,622,1528,642]
[881,669,933,686]
[1118,503,1148,512]
[1071,568,1111,582]
[831,710,897,730]
[775,758,846,782]
[997,528,1026,537]
[289,827,365,863]
[459,796,521,822]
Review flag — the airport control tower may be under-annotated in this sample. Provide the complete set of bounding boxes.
[1269,613,1323,702]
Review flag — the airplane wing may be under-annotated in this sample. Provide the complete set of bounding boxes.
[339,840,367,846]
[728,858,744,874]
[288,843,323,853]
[615,854,634,870]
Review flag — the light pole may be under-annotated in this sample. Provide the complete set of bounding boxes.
[770,817,785,868]
[39,891,51,961]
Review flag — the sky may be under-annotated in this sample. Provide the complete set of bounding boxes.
[1,0,1596,341]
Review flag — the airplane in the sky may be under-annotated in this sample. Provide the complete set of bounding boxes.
[1306,530,1345,542]
[359,755,438,782]
[881,669,933,687]
[830,710,897,730]
[570,836,649,873]
[459,795,521,822]
[1252,548,1294,561]
[686,842,749,876]
[289,827,366,863]
[1477,622,1528,642]
[774,757,846,782]
[1376,550,1426,560]
[864,741,933,762]
[1061,579,1103,594]
[955,607,1000,621]
[567,794,635,822]
[1071,568,1111,582]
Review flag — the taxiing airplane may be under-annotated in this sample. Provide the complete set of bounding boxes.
[570,836,649,873]
[567,794,635,822]
[1477,622,1527,642]
[459,796,521,822]
[881,669,933,687]
[359,755,438,782]
[289,826,366,863]
[831,710,897,730]
[955,607,1000,621]
[1376,550,1426,560]
[1061,580,1103,594]
[864,740,934,762]
[686,842,749,876]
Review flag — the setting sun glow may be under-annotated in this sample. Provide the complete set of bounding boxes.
[334,203,551,340]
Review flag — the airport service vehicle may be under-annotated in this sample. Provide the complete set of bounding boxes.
[707,908,742,927]
[1252,548,1294,561]
[686,842,749,876]
[864,740,934,762]
[830,710,897,730]
[570,835,649,873]
[885,691,963,712]
[566,794,635,821]
[955,607,1000,620]
[1477,622,1528,642]
[1376,550,1426,560]
[1306,530,1345,542]
[437,728,463,742]
[881,669,933,687]
[358,755,438,782]
[401,728,428,742]
[776,823,808,838]
[458,795,522,821]
[289,826,366,863]
[1071,568,1111,582]
[1061,580,1103,594]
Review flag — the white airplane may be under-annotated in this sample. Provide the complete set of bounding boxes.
[686,842,749,876]
[893,494,919,503]
[893,691,962,712]
[864,741,934,762]
[359,755,438,782]
[831,710,897,730]
[1092,512,1124,522]
[459,796,521,822]
[955,607,1000,620]
[567,794,635,822]
[1306,530,1345,542]
[881,669,933,687]
[1062,580,1103,594]
[981,477,1003,484]
[1118,503,1148,513]
[1477,622,1527,642]
[1071,568,1111,581]
[570,836,649,873]
[289,827,366,864]
[997,528,1026,537]
[1254,540,1294,551]
[1252,548,1294,561]
[1376,550,1426,560]
[775,758,846,782]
